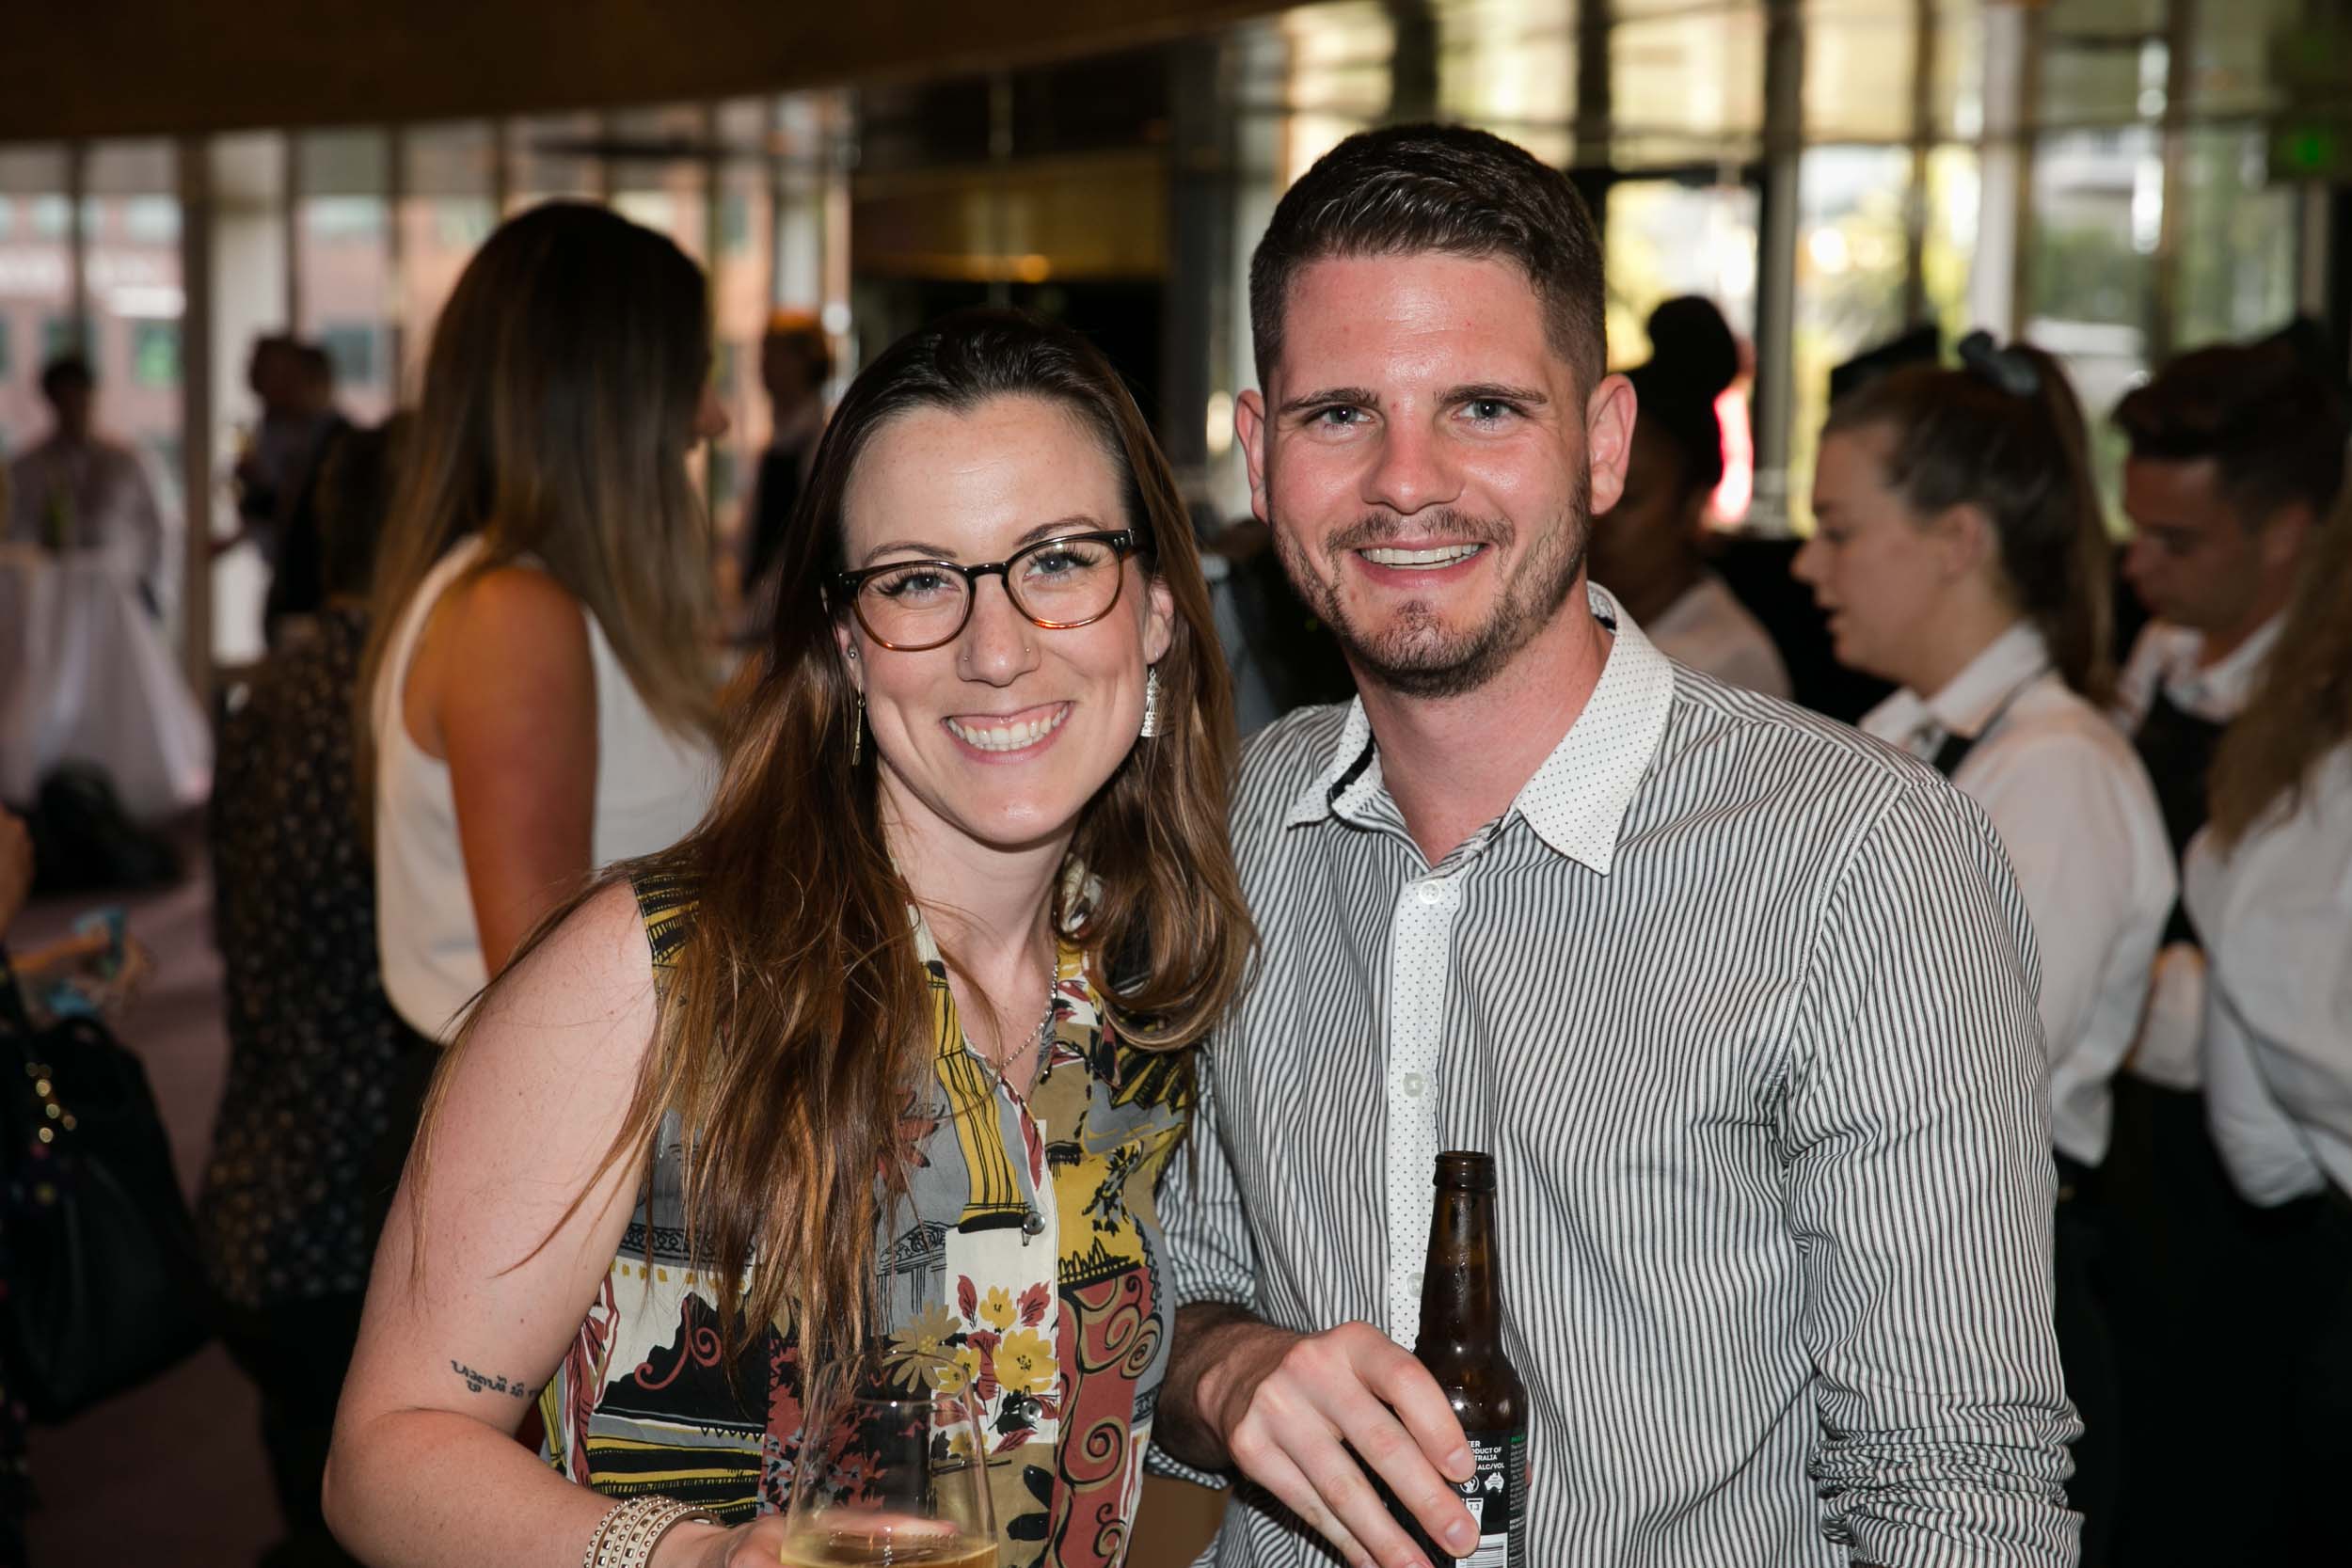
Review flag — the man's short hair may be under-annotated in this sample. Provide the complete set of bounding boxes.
[1248,123,1606,389]
[295,341,336,388]
[2114,324,2350,526]
[40,355,93,404]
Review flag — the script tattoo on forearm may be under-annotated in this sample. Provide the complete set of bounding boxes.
[449,1359,531,1397]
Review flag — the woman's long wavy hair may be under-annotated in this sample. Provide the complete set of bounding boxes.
[356,200,720,807]
[431,309,1253,1369]
[1825,342,2115,704]
[2209,492,2352,848]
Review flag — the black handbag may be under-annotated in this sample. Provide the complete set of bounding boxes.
[1,946,212,1422]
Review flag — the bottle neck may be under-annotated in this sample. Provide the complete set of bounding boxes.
[1416,1184,1502,1358]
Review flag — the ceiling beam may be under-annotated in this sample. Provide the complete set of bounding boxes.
[0,0,1282,142]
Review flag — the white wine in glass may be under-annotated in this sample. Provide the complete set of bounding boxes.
[781,1347,997,1568]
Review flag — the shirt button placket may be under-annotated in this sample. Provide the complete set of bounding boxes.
[1386,874,1459,1348]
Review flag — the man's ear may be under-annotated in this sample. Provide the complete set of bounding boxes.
[1235,388,1271,526]
[2256,499,2315,571]
[1585,372,1637,516]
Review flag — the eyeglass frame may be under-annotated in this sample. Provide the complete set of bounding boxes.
[830,529,1144,652]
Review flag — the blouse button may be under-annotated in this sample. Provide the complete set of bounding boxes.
[1021,1208,1046,1237]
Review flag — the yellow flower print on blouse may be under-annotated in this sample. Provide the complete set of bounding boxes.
[995,1328,1058,1397]
[978,1286,1018,1332]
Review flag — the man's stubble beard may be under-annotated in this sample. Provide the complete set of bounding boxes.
[1271,468,1592,701]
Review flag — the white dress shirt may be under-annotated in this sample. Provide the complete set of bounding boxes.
[1863,622,2175,1165]
[5,434,171,612]
[1645,570,1792,699]
[2186,742,2352,1207]
[2111,615,2284,1091]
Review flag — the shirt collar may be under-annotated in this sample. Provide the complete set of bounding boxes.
[2162,612,2285,720]
[1281,583,1677,875]
[1861,621,2051,751]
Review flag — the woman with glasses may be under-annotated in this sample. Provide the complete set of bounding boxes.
[326,309,1255,1568]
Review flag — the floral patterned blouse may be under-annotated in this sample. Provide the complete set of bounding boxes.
[538,871,1192,1568]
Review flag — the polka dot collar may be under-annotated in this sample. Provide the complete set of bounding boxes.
[1281,583,1677,876]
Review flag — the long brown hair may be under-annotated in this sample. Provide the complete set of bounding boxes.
[1825,339,2114,704]
[2209,497,2352,848]
[357,200,719,804]
[429,309,1253,1366]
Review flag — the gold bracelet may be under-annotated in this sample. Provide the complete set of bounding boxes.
[584,1496,722,1568]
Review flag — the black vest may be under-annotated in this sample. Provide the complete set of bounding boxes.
[2131,688,2229,949]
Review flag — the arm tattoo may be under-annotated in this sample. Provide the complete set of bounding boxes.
[449,1359,532,1398]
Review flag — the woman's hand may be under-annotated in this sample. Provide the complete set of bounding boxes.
[655,1515,791,1567]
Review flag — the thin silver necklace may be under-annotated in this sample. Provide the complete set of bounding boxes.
[978,966,1059,1096]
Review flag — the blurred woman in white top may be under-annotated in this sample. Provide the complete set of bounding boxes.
[358,202,723,1041]
[1792,331,2172,1564]
[2183,490,2352,1560]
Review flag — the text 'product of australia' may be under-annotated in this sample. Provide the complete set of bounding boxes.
[1411,1151,1530,1568]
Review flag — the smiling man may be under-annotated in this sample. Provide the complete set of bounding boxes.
[1150,125,2081,1568]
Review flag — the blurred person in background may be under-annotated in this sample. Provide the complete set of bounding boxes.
[201,417,409,1568]
[2099,326,2348,1567]
[739,309,833,626]
[5,354,171,617]
[353,202,726,1343]
[1792,332,2173,1563]
[325,309,1252,1568]
[358,199,725,1052]
[261,342,357,635]
[1589,296,1788,697]
[2185,488,2352,1561]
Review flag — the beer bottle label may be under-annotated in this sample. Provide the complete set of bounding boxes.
[1438,1427,1526,1567]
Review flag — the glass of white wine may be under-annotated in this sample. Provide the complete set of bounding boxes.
[781,1346,997,1568]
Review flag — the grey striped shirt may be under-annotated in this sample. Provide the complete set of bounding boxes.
[1155,589,2082,1567]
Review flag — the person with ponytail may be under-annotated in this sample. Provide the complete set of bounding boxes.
[2179,492,2352,1560]
[324,309,1254,1568]
[1588,296,1790,696]
[1791,331,2173,1562]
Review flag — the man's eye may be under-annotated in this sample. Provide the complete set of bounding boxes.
[1310,405,1364,427]
[1465,399,1518,421]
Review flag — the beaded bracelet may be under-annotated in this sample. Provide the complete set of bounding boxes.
[582,1496,722,1568]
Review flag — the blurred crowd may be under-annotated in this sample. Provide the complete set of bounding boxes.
[2,148,2347,1568]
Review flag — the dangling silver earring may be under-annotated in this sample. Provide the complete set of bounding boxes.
[1138,665,1162,738]
[850,694,865,766]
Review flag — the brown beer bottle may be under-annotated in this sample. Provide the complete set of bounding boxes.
[1409,1151,1529,1568]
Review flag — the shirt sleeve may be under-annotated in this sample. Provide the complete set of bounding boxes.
[1145,1044,1260,1490]
[2188,783,2352,1207]
[1783,779,2083,1567]
[1960,729,2171,1136]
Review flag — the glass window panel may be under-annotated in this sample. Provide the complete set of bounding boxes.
[609,105,711,262]
[710,99,777,564]
[1436,0,1574,163]
[208,131,290,665]
[1788,146,1914,531]
[1610,10,1766,166]
[508,111,605,210]
[88,137,186,572]
[399,122,499,399]
[2026,124,2160,522]
[2172,126,2297,350]
[1804,0,1919,142]
[1920,144,1982,345]
[0,145,71,465]
[296,129,393,424]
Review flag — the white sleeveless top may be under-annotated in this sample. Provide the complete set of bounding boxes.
[372,535,717,1038]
